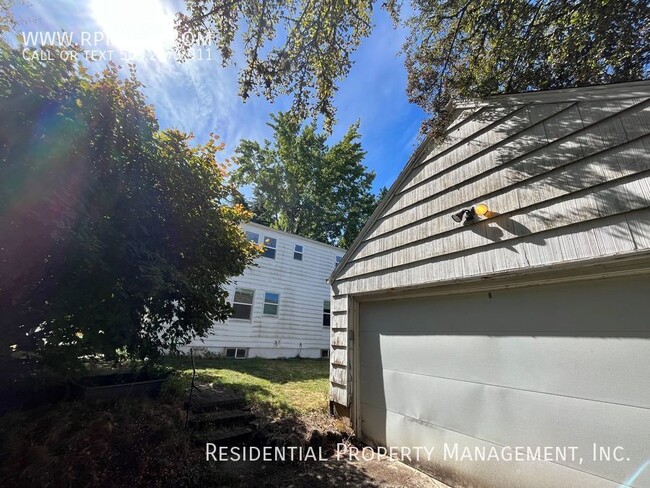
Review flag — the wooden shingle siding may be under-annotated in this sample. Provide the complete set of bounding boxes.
[330,346,347,366]
[365,99,647,243]
[331,329,347,347]
[332,208,648,296]
[338,142,650,281]
[336,97,650,288]
[329,293,351,403]
[330,295,349,313]
[330,383,347,406]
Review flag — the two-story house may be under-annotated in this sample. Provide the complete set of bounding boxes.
[188,222,344,359]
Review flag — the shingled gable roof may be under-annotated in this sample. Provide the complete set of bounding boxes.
[330,80,650,283]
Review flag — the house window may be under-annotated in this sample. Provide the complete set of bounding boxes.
[263,292,279,316]
[323,300,331,327]
[293,244,303,261]
[232,288,254,320]
[321,349,330,359]
[262,236,277,259]
[225,347,247,359]
[335,255,342,267]
[245,231,259,243]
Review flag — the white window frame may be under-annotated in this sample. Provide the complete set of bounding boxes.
[321,349,330,359]
[232,288,255,320]
[246,231,260,243]
[335,255,342,267]
[262,236,277,259]
[263,292,280,316]
[293,244,303,261]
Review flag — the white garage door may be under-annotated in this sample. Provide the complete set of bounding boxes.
[359,275,650,488]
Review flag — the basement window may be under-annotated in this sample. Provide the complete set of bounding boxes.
[293,244,303,260]
[225,347,247,359]
[321,349,330,359]
[323,300,331,327]
[232,288,254,320]
[263,292,280,316]
[263,236,277,259]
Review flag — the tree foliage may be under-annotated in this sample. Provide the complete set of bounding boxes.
[401,0,650,133]
[175,0,649,133]
[232,112,376,248]
[174,0,373,132]
[0,38,257,364]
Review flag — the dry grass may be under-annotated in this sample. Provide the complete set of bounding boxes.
[0,358,352,487]
[0,389,209,487]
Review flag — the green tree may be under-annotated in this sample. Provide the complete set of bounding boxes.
[175,0,649,133]
[0,38,257,364]
[232,112,376,248]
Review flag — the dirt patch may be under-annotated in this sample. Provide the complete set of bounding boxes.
[202,453,451,488]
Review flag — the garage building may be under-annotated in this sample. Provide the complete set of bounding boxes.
[329,81,650,488]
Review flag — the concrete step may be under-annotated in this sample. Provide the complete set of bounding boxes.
[189,409,254,427]
[192,426,253,446]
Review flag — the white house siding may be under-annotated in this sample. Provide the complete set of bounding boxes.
[330,81,650,406]
[189,222,343,359]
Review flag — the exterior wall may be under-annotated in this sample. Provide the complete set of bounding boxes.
[189,222,344,359]
[330,82,650,407]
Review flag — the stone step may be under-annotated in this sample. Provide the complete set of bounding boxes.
[186,396,246,412]
[185,386,246,412]
[192,426,253,446]
[189,409,254,427]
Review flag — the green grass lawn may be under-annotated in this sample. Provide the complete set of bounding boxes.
[165,357,331,416]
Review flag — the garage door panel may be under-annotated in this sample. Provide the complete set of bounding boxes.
[360,276,650,338]
[359,275,650,488]
[381,410,624,488]
[359,334,650,408]
[371,367,650,481]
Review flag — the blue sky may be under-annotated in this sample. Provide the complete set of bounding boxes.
[12,0,426,193]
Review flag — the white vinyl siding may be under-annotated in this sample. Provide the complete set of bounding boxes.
[189,222,343,358]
